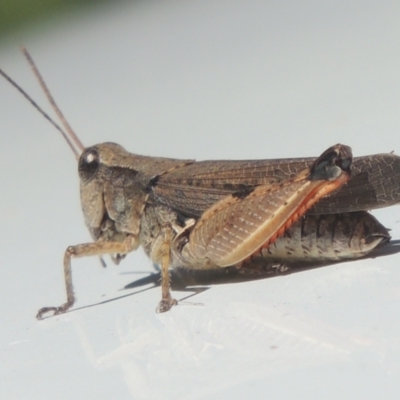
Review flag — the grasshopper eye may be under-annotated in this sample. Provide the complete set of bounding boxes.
[78,148,99,183]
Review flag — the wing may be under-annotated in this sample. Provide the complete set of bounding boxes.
[152,153,400,217]
[314,154,400,213]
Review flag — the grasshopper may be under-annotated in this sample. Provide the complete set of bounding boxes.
[1,49,398,318]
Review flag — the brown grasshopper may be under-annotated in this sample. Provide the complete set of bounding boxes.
[1,49,399,319]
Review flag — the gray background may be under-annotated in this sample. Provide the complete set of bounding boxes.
[1,1,400,399]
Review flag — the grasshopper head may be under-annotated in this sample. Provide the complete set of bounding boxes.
[77,142,147,241]
[77,143,126,236]
[78,145,108,239]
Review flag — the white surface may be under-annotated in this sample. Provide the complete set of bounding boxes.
[1,1,400,399]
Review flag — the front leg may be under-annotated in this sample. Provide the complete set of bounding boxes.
[36,236,138,319]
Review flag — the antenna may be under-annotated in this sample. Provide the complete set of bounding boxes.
[0,47,85,159]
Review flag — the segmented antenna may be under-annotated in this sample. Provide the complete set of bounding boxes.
[0,47,85,159]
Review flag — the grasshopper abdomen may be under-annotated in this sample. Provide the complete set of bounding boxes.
[260,211,390,262]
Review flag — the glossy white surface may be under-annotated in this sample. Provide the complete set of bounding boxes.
[1,2,400,399]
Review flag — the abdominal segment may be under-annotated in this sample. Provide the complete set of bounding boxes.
[257,211,390,262]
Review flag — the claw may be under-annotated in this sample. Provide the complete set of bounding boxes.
[36,302,73,320]
[156,297,178,313]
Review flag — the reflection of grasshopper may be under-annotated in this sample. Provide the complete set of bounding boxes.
[1,49,398,318]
